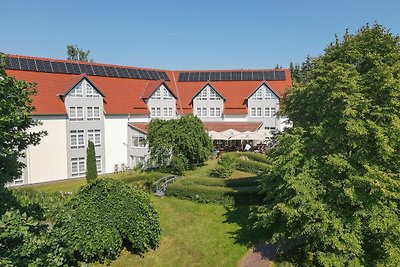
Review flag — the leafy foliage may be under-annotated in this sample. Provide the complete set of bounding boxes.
[66,44,92,62]
[0,53,46,185]
[86,140,97,183]
[254,24,400,266]
[210,153,236,178]
[54,178,161,263]
[147,115,212,171]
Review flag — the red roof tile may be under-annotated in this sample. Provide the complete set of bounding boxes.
[5,55,292,116]
[128,122,148,133]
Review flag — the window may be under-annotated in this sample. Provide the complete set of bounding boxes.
[198,89,208,100]
[265,107,271,117]
[150,107,162,117]
[71,157,85,176]
[86,83,100,97]
[132,135,146,147]
[88,130,101,147]
[250,107,262,117]
[255,89,263,100]
[152,88,161,99]
[70,84,83,97]
[168,108,173,117]
[265,91,273,99]
[156,107,161,117]
[196,108,202,116]
[202,107,207,117]
[96,156,102,173]
[151,107,155,116]
[163,108,168,117]
[209,107,221,117]
[209,89,220,100]
[69,107,83,121]
[163,87,173,99]
[264,126,276,130]
[87,107,100,120]
[271,107,276,116]
[70,130,85,149]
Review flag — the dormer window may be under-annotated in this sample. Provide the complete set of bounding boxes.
[153,88,161,99]
[196,85,221,101]
[70,84,84,97]
[86,83,100,97]
[69,80,101,98]
[162,87,173,99]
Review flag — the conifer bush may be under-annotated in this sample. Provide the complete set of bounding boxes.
[86,140,97,183]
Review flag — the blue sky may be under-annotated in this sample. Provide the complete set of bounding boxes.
[1,0,399,70]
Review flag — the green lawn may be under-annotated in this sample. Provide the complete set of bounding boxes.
[24,160,262,266]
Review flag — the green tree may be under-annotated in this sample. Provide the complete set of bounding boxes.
[0,54,46,186]
[86,140,97,183]
[254,24,400,266]
[66,44,92,62]
[147,115,212,173]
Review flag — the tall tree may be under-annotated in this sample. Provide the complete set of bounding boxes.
[0,54,46,186]
[86,140,97,183]
[147,115,212,172]
[254,24,400,266]
[66,45,92,62]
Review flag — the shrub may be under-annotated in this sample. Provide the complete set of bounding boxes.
[86,140,97,183]
[169,154,189,175]
[235,152,271,164]
[235,158,271,174]
[209,153,236,178]
[180,177,258,188]
[54,178,161,263]
[166,182,261,205]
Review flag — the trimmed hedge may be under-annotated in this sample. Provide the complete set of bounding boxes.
[166,183,261,205]
[180,177,258,188]
[234,152,271,164]
[235,158,271,174]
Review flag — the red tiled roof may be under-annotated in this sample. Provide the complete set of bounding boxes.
[203,122,263,132]
[5,55,292,115]
[141,80,177,99]
[128,122,148,133]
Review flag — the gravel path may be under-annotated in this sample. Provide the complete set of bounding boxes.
[238,243,278,267]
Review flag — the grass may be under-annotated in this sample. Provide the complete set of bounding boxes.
[93,197,253,267]
[22,159,266,266]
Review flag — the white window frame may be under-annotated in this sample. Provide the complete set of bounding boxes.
[96,156,102,173]
[162,87,173,99]
[255,89,263,100]
[152,88,161,99]
[168,107,173,117]
[271,107,276,116]
[250,107,262,117]
[132,134,146,148]
[265,90,273,100]
[198,89,208,100]
[156,107,161,117]
[69,107,84,121]
[151,107,156,117]
[71,157,85,176]
[70,84,83,98]
[85,82,100,98]
[209,89,220,100]
[87,107,100,121]
[70,130,85,149]
[265,107,271,117]
[215,107,221,116]
[87,129,101,147]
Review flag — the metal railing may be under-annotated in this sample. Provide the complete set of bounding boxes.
[153,175,182,196]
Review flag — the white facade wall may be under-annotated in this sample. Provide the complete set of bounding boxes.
[223,114,248,122]
[104,115,129,173]
[26,115,68,184]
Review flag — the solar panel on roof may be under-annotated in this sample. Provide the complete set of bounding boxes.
[263,71,274,80]
[103,66,118,77]
[158,72,170,81]
[231,72,241,81]
[51,61,66,73]
[27,59,37,71]
[275,70,286,80]
[148,70,159,80]
[189,72,200,81]
[35,60,46,72]
[92,65,106,76]
[42,60,53,72]
[65,62,81,74]
[253,71,263,80]
[79,64,95,76]
[137,70,151,79]
[242,72,252,80]
[179,72,189,82]
[127,68,140,79]
[210,72,221,81]
[199,72,210,81]
[220,72,231,81]
[19,58,30,71]
[116,68,130,78]
[7,57,20,69]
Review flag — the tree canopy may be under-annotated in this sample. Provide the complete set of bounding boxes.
[146,115,212,173]
[0,54,46,186]
[254,24,400,266]
[66,44,92,62]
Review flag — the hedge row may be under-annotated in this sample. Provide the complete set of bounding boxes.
[233,152,271,164]
[166,183,261,205]
[235,158,271,174]
[179,177,258,188]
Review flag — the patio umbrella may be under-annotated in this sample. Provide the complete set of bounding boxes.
[208,131,230,140]
[229,131,266,141]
